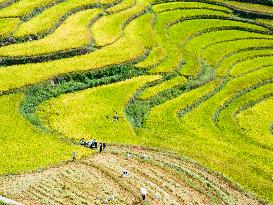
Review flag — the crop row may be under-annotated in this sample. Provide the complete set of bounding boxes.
[148,3,272,74]
[126,63,216,127]
[112,145,265,204]
[202,38,273,70]
[154,0,273,18]
[0,0,122,47]
[139,75,187,99]
[168,19,268,75]
[0,1,156,66]
[216,46,273,68]
[0,0,18,10]
[96,152,221,204]
[2,1,271,76]
[152,1,232,14]
[181,30,273,76]
[91,0,151,46]
[213,77,273,125]
[237,97,273,150]
[135,46,167,69]
[0,0,63,19]
[228,55,273,77]
[0,12,155,92]
[14,0,102,37]
[218,0,273,16]
[106,0,136,13]
[0,9,102,60]
[219,83,273,148]
[150,8,231,73]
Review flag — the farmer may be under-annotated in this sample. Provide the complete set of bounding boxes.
[93,139,98,148]
[154,193,159,205]
[80,138,85,145]
[113,112,118,122]
[103,198,108,204]
[142,153,147,160]
[140,187,148,200]
[122,169,129,177]
[110,194,115,201]
[72,150,76,162]
[106,111,124,122]
[99,143,103,153]
[103,142,106,150]
[127,153,132,160]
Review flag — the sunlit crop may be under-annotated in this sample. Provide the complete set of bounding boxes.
[0,0,273,203]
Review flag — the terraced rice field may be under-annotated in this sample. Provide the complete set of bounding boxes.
[0,0,273,204]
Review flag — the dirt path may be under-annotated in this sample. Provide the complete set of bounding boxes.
[0,145,263,205]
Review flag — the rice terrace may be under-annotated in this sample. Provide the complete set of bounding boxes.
[0,0,273,204]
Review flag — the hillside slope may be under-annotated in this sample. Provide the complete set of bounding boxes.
[0,0,272,203]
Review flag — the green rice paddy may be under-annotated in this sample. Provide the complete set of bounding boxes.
[0,0,272,203]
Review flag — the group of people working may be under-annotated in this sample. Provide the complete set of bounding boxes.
[72,145,159,203]
[72,139,107,161]
[79,138,107,153]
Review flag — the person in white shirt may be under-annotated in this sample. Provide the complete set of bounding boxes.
[103,198,108,204]
[140,187,148,200]
[155,193,159,205]
[127,153,131,160]
[72,151,76,162]
[122,169,129,177]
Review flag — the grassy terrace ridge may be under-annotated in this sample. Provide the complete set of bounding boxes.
[91,0,152,46]
[0,9,102,57]
[217,48,273,75]
[237,97,273,148]
[139,75,187,99]
[167,18,269,75]
[106,0,136,13]
[230,55,273,76]
[13,0,102,37]
[135,46,166,68]
[0,18,20,37]
[202,38,273,67]
[180,30,273,76]
[1,0,273,204]
[0,0,60,17]
[152,1,232,13]
[217,82,273,147]
[256,18,273,28]
[150,8,232,73]
[219,0,273,15]
[0,11,154,92]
